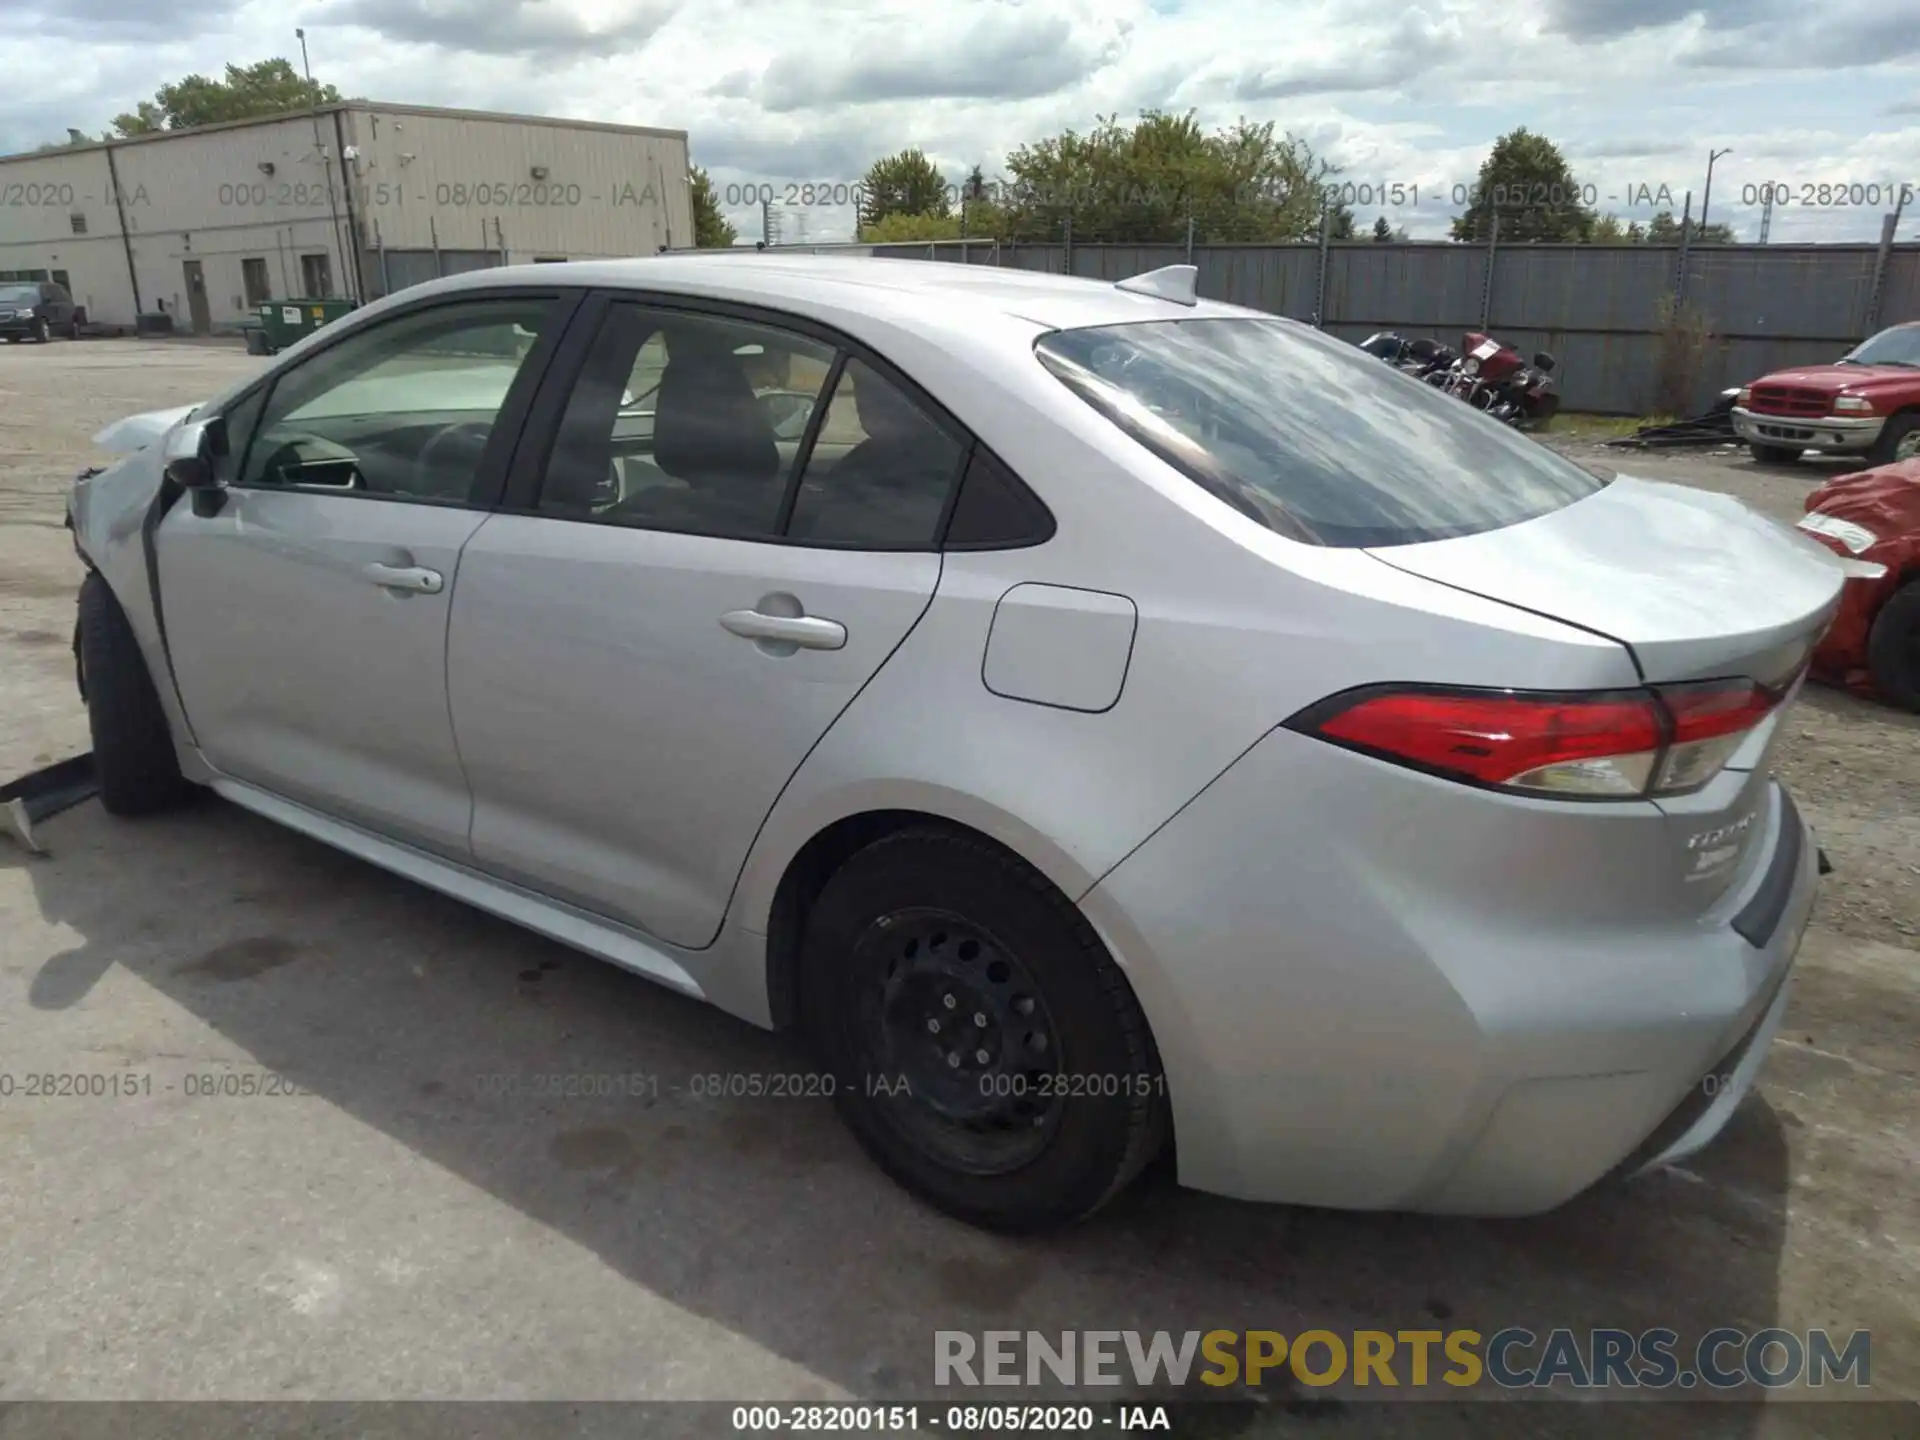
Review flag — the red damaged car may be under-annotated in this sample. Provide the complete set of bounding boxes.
[1799,458,1920,710]
[1733,322,1920,466]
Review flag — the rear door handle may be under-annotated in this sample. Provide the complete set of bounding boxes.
[364,562,444,594]
[719,609,846,650]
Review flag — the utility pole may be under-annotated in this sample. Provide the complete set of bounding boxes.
[1758,185,1773,244]
[295,28,353,300]
[1701,147,1732,235]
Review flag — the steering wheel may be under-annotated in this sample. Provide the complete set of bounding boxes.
[411,421,494,498]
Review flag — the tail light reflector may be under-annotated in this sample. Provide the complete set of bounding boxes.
[1292,678,1790,799]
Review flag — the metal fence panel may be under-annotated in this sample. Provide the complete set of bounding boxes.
[871,238,1919,414]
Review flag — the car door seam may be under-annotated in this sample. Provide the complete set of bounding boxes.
[705,550,948,951]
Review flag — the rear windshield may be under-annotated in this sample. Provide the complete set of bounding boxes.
[1035,317,1602,548]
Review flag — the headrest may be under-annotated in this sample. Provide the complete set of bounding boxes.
[654,335,779,483]
[849,365,929,445]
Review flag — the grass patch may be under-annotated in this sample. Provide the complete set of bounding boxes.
[1547,412,1672,439]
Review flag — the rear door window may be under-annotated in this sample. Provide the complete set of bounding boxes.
[1035,317,1602,548]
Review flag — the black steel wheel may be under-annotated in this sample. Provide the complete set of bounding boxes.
[854,907,1066,1175]
[801,826,1168,1231]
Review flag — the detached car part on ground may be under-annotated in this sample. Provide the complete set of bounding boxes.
[67,256,1846,1232]
[1732,322,1920,466]
[1799,457,1920,711]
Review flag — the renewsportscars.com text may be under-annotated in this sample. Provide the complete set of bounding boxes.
[934,1327,1871,1391]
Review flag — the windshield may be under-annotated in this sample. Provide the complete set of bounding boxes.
[1035,317,1602,548]
[0,285,39,304]
[1840,326,1920,368]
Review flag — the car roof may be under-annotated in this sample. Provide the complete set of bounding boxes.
[413,252,1262,332]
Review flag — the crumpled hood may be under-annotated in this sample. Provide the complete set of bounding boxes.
[92,404,199,455]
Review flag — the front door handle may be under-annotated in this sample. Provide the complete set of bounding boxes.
[364,562,444,594]
[719,609,846,651]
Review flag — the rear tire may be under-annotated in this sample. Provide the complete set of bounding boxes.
[1868,412,1920,467]
[66,318,80,340]
[78,571,194,815]
[1749,443,1802,464]
[800,827,1168,1232]
[1867,580,1920,713]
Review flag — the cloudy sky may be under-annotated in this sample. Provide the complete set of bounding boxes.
[3,0,1917,244]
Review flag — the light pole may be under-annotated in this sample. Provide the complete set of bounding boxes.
[295,27,314,87]
[1701,147,1732,236]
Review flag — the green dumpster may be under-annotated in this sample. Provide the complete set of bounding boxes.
[255,297,356,353]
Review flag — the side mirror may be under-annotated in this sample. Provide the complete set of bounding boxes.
[162,415,227,490]
[1532,351,1556,372]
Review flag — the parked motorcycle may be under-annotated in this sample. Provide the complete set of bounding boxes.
[1403,331,1559,429]
[1360,332,1460,382]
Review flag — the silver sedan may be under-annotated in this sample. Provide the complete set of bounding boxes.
[68,255,1841,1230]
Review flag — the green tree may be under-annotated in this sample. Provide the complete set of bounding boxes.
[993,110,1339,244]
[858,148,951,231]
[111,59,340,136]
[1372,215,1393,242]
[1645,209,1736,244]
[1327,203,1355,239]
[1450,128,1595,242]
[859,211,967,242]
[690,166,736,248]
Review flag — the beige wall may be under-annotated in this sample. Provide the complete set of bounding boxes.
[0,106,691,327]
[344,110,691,262]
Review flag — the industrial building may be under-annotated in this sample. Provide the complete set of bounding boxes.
[0,102,691,332]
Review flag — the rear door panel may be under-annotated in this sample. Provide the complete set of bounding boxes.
[447,518,939,947]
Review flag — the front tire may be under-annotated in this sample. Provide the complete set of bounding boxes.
[1868,412,1920,467]
[77,572,194,815]
[30,317,49,343]
[1867,580,1920,713]
[801,827,1167,1231]
[1749,443,1802,464]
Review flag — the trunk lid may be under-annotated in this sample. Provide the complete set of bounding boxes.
[1368,476,1845,686]
[1373,477,1843,915]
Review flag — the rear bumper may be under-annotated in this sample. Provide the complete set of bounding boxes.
[1732,406,1882,453]
[1080,732,1819,1216]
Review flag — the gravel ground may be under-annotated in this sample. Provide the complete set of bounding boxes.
[0,339,1914,1431]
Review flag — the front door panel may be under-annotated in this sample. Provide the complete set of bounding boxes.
[448,516,939,947]
[157,491,486,856]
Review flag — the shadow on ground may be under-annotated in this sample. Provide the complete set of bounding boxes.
[7,793,1868,1437]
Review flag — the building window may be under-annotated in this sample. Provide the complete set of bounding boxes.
[299,252,334,298]
[242,258,272,307]
[533,256,567,263]
[69,213,87,235]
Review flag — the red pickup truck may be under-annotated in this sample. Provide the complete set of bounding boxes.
[1731,321,1920,465]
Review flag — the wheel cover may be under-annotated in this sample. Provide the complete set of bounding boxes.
[1896,429,1920,462]
[850,908,1066,1175]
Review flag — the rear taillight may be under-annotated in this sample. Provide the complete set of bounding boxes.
[1291,679,1789,799]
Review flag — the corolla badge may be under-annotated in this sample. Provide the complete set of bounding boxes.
[1686,810,1757,881]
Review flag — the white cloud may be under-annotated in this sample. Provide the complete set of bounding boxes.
[2,0,1915,244]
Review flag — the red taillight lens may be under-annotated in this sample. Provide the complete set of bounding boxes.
[1295,679,1788,799]
[1652,679,1782,792]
